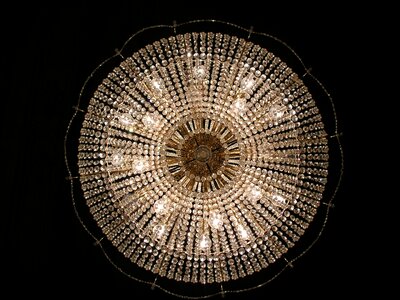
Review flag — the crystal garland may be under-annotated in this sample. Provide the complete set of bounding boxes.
[77,31,329,284]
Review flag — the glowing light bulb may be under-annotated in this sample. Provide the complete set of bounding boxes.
[274,110,284,118]
[199,234,211,249]
[231,98,247,114]
[193,65,206,79]
[270,105,285,119]
[153,224,165,239]
[119,113,134,126]
[154,199,168,215]
[240,76,255,92]
[134,160,145,172]
[272,194,285,204]
[132,157,148,173]
[208,211,224,230]
[111,152,124,166]
[237,224,249,240]
[248,186,262,202]
[152,79,163,93]
[142,112,161,128]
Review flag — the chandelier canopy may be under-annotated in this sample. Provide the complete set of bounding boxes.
[65,20,342,298]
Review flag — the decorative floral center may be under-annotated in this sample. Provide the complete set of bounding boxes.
[165,119,240,192]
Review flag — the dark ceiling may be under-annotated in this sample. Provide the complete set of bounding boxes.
[2,2,376,298]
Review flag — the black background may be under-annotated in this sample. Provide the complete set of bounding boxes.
[3,2,378,298]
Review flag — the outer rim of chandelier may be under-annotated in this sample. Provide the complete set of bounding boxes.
[64,19,344,299]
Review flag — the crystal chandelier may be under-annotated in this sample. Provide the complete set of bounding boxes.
[65,20,343,298]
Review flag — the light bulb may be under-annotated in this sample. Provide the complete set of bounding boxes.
[119,113,134,126]
[199,234,211,249]
[132,157,147,173]
[154,199,168,215]
[240,76,255,92]
[193,65,206,79]
[111,152,124,166]
[270,104,285,119]
[142,112,161,128]
[153,224,165,239]
[208,211,224,230]
[248,186,262,202]
[152,79,163,93]
[272,194,285,204]
[237,224,249,240]
[231,97,247,114]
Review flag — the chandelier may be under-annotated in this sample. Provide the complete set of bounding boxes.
[65,20,343,298]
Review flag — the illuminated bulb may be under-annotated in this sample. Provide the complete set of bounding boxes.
[208,211,224,230]
[151,79,163,93]
[240,76,255,92]
[272,194,285,204]
[193,65,206,79]
[111,152,124,166]
[199,234,211,249]
[231,97,247,114]
[154,199,168,215]
[134,160,145,172]
[274,110,284,118]
[248,186,262,202]
[119,113,134,126]
[237,224,249,240]
[132,157,147,173]
[270,105,285,119]
[142,112,161,128]
[153,224,165,239]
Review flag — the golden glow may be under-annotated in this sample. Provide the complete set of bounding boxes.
[76,31,330,285]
